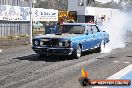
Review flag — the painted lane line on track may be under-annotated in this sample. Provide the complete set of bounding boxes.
[0,49,2,52]
[124,62,130,64]
[113,61,119,63]
[92,64,132,88]
[107,64,132,79]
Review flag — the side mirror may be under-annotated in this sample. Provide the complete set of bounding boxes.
[85,33,89,35]
[85,30,89,35]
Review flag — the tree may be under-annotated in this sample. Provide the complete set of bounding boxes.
[34,0,67,10]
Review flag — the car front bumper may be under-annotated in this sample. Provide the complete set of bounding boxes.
[32,46,73,55]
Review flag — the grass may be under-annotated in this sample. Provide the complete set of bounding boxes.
[0,34,29,41]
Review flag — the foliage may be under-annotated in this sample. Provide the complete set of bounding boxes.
[35,0,68,10]
[34,0,132,10]
[0,35,29,40]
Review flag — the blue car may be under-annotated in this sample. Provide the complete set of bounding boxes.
[32,23,109,58]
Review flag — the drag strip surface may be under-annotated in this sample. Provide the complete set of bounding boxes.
[0,32,132,88]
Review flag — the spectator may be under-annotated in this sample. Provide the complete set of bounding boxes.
[88,19,94,24]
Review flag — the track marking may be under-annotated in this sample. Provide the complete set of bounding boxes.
[92,64,132,88]
[113,61,119,63]
[0,49,2,52]
[107,64,132,79]
[124,62,130,64]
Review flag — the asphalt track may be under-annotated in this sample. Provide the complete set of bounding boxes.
[0,32,132,88]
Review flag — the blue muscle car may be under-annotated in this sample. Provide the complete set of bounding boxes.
[32,23,109,58]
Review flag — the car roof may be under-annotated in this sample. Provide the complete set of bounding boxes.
[61,23,96,26]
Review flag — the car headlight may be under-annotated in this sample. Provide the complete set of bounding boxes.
[59,42,63,46]
[34,40,39,46]
[65,41,70,47]
[59,40,71,47]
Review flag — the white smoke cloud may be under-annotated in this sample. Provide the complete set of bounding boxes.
[125,11,132,32]
[101,10,132,53]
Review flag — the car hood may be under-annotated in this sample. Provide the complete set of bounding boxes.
[34,34,82,39]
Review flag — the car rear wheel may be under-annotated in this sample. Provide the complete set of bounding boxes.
[94,41,105,53]
[72,45,82,58]
[100,40,105,52]
[94,46,101,53]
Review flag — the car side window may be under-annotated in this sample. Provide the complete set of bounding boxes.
[85,25,92,34]
[68,25,85,34]
[74,26,85,34]
[91,25,99,34]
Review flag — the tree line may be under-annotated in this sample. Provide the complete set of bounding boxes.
[34,0,132,10]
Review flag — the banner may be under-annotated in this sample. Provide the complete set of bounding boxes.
[0,5,10,20]
[32,8,41,22]
[19,7,30,21]
[0,5,58,22]
[39,9,58,21]
[7,6,21,21]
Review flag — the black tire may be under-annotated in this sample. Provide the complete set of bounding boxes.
[94,41,105,53]
[100,40,105,52]
[94,46,101,53]
[72,45,82,59]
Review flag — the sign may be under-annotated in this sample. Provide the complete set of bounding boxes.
[0,5,10,20]
[32,8,41,22]
[40,9,58,21]
[0,5,58,22]
[19,7,30,21]
[7,6,21,21]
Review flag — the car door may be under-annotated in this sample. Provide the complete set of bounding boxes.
[74,25,88,50]
[84,25,95,50]
[91,25,102,47]
[70,25,88,50]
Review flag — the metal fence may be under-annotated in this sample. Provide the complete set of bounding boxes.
[0,0,29,7]
[0,21,30,37]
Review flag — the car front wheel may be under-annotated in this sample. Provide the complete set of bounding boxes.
[72,45,82,58]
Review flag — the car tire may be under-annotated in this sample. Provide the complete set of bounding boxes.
[94,46,101,53]
[94,40,105,53]
[72,45,82,59]
[99,40,105,52]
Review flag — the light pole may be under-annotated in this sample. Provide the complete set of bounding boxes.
[29,0,36,44]
[20,0,35,44]
[29,0,33,44]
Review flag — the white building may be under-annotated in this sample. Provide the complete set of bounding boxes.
[68,0,119,23]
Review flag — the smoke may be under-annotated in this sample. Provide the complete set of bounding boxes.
[100,10,132,53]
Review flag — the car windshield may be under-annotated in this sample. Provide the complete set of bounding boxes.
[58,25,85,34]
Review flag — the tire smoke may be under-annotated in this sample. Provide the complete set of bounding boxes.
[100,10,132,53]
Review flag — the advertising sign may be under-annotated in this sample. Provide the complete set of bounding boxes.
[32,8,41,22]
[19,7,30,21]
[0,5,58,22]
[40,9,58,21]
[0,5,10,20]
[7,6,21,21]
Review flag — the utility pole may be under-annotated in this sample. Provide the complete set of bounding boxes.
[28,0,33,44]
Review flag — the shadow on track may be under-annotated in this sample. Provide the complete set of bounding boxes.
[12,54,76,62]
[12,50,94,62]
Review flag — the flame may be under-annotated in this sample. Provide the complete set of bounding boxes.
[81,67,89,78]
